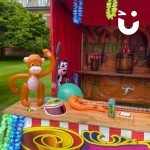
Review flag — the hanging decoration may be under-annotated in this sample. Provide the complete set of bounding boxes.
[106,0,118,20]
[73,0,83,24]
[0,114,25,150]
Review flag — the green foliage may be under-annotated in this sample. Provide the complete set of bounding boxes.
[0,0,50,53]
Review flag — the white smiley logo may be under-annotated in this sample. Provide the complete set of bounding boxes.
[118,10,139,35]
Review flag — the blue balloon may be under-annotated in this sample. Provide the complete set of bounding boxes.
[57,83,83,101]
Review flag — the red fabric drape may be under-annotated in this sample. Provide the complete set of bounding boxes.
[65,0,150,26]
[51,0,82,76]
[51,0,82,96]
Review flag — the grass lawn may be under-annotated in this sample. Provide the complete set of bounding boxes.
[0,56,52,120]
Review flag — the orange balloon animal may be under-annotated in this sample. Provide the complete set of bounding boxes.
[9,49,55,107]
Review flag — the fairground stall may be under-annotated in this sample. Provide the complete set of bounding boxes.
[1,0,150,149]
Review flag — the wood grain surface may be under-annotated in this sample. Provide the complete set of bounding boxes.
[2,98,150,132]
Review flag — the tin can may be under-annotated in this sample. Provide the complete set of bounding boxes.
[108,99,116,117]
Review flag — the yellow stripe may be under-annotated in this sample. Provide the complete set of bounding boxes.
[22,126,84,150]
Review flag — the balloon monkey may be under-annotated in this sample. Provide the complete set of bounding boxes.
[9,49,55,107]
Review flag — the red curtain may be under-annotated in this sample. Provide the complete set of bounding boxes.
[65,0,150,26]
[50,0,82,96]
[51,0,82,76]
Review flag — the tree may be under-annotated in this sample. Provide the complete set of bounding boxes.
[0,0,50,53]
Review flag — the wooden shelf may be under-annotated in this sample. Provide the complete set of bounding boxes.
[2,99,150,132]
[78,69,150,79]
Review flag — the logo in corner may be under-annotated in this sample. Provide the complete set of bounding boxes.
[118,10,139,35]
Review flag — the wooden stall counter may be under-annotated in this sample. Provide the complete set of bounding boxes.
[2,98,150,132]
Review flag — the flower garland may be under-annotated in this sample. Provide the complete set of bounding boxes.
[106,0,118,20]
[73,0,83,24]
[0,114,25,150]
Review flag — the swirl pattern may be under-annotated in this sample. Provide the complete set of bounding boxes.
[22,126,84,150]
[82,130,150,148]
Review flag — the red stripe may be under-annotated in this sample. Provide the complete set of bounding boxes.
[88,125,99,131]
[32,118,41,127]
[50,120,60,127]
[131,131,144,141]
[68,122,79,133]
[109,128,121,141]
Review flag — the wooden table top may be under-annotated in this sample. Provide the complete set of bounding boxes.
[2,98,150,132]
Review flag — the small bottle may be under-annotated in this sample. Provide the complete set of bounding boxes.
[91,58,99,71]
[108,99,116,117]
[91,51,99,71]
